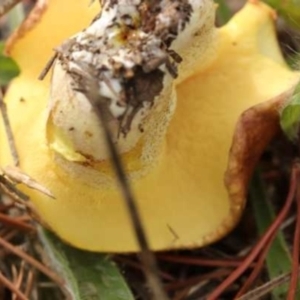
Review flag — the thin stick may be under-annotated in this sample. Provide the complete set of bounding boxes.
[115,256,175,281]
[0,90,19,166]
[0,236,65,287]
[12,261,25,300]
[165,268,231,291]
[24,268,35,297]
[0,271,27,300]
[173,287,191,300]
[0,174,30,203]
[0,212,36,232]
[235,237,273,298]
[4,166,55,198]
[38,53,57,80]
[0,0,22,17]
[2,228,19,241]
[0,180,31,210]
[82,76,169,300]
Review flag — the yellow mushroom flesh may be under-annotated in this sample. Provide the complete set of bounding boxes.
[0,0,299,252]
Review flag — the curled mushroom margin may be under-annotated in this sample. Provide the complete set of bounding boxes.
[224,86,298,228]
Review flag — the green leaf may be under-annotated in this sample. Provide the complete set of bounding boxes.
[214,0,232,25]
[0,55,20,85]
[39,228,134,300]
[280,83,300,141]
[250,171,291,300]
[264,0,300,29]
[0,42,4,53]
[0,42,20,86]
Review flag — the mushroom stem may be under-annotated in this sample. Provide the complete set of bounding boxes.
[46,0,216,181]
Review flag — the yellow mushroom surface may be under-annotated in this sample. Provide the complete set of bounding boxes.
[0,0,299,252]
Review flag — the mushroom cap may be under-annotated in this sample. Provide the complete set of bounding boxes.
[0,0,299,252]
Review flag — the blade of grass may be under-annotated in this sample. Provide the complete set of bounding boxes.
[287,180,300,299]
[249,170,292,299]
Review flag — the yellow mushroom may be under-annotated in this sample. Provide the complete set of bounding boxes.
[0,0,299,252]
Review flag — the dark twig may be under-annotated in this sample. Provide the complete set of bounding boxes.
[0,0,22,18]
[0,212,35,232]
[81,75,169,300]
[115,256,175,281]
[2,228,19,241]
[0,90,19,165]
[157,254,255,268]
[38,53,57,80]
[165,268,232,292]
